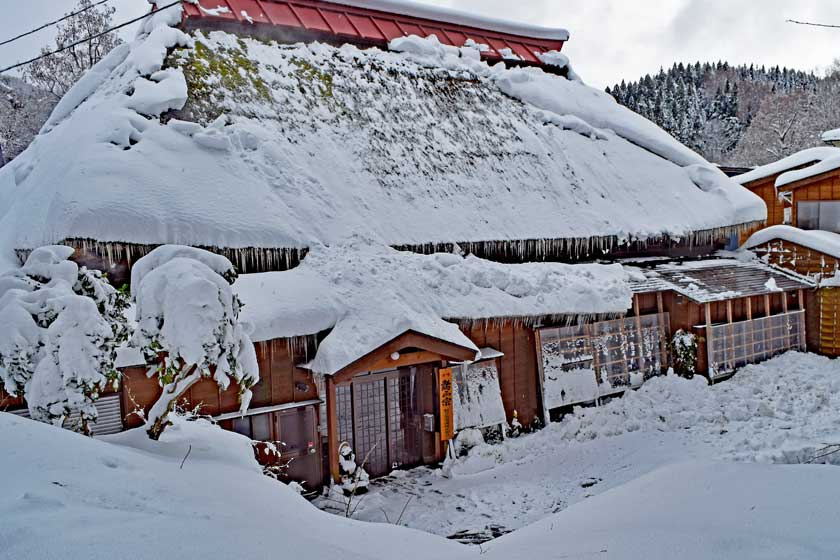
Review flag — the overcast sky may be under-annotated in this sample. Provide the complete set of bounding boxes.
[2,0,840,88]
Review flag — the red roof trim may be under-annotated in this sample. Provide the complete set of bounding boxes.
[181,0,565,65]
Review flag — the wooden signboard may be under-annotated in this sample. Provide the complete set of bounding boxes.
[438,368,454,440]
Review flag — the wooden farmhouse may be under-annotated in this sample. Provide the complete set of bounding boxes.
[1,0,815,491]
[735,146,840,357]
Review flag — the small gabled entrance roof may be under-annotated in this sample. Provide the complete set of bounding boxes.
[311,329,477,384]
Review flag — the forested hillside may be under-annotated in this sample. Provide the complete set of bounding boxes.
[608,62,840,166]
[0,76,53,165]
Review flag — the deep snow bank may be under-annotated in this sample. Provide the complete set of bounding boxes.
[477,461,840,560]
[0,413,463,560]
[449,352,840,476]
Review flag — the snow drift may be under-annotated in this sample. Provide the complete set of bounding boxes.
[0,412,463,560]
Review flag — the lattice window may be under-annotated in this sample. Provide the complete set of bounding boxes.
[541,313,670,409]
[706,310,806,378]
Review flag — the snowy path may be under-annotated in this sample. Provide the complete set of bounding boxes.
[320,352,840,541]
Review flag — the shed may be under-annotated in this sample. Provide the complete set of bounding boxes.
[631,259,812,379]
[744,225,840,357]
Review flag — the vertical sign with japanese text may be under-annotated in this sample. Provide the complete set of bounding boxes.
[438,368,454,440]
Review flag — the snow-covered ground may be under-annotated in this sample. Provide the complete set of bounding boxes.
[2,351,839,559]
[0,413,462,560]
[323,352,840,541]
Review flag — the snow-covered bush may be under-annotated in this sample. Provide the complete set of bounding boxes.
[0,245,129,433]
[671,330,700,378]
[338,442,370,495]
[130,245,258,440]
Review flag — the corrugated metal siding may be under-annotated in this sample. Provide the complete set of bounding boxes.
[9,394,123,435]
[180,0,566,65]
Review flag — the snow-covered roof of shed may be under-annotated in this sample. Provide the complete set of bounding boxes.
[743,225,840,261]
[0,6,763,266]
[628,258,811,303]
[733,147,840,187]
[233,241,633,375]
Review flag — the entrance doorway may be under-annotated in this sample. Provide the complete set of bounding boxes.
[336,368,425,478]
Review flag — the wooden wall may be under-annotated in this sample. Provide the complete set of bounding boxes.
[740,169,840,243]
[461,321,542,427]
[122,338,319,429]
[750,238,840,279]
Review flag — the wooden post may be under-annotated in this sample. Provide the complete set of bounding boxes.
[533,328,549,426]
[705,303,714,380]
[632,295,645,377]
[798,289,804,310]
[656,292,668,370]
[763,294,772,361]
[726,300,735,372]
[325,376,340,483]
[746,297,755,364]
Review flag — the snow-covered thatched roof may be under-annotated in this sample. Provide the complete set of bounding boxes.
[234,240,632,375]
[0,6,764,271]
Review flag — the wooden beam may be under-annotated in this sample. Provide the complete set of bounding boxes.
[726,300,733,324]
[764,294,772,317]
[705,303,712,327]
[798,289,805,310]
[362,350,448,374]
[330,330,476,384]
[325,376,340,483]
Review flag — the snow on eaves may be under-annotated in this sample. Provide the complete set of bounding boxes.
[0,17,764,256]
[776,153,840,189]
[821,128,840,143]
[320,0,569,41]
[743,225,840,260]
[234,241,633,375]
[733,146,840,187]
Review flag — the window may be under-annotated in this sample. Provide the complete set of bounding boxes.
[797,201,840,233]
[251,413,272,441]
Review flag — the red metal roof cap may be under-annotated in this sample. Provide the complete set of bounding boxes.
[182,0,567,65]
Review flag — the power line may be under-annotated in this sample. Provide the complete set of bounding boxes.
[0,0,116,48]
[787,19,840,29]
[0,1,182,75]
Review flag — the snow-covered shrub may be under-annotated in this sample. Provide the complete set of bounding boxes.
[338,441,369,495]
[671,330,700,378]
[453,427,485,457]
[507,409,524,438]
[130,245,258,440]
[0,245,129,433]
